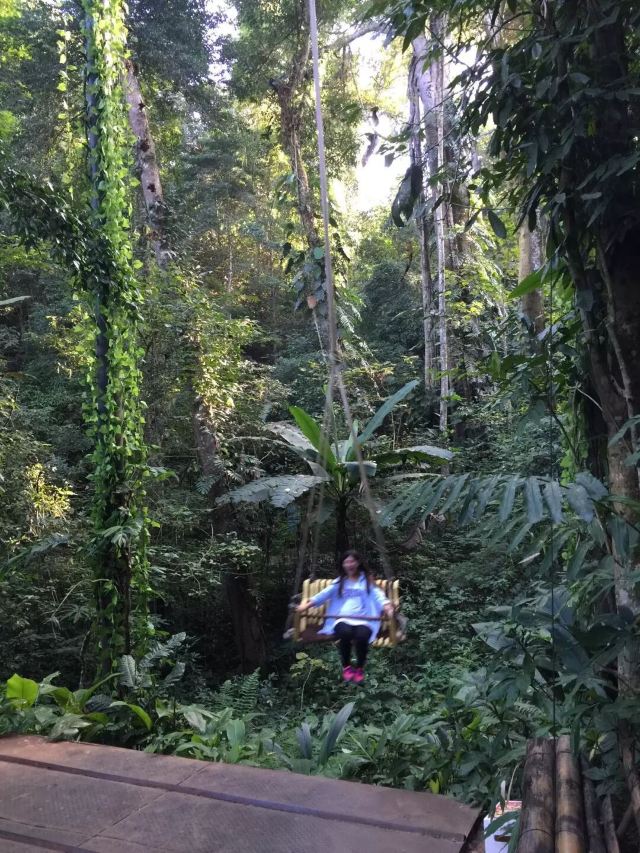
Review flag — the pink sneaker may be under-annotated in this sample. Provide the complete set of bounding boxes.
[352,667,365,685]
[342,665,355,682]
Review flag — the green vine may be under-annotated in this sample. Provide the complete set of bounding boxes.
[81,0,151,673]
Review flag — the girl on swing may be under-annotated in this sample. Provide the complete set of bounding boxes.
[297,550,394,684]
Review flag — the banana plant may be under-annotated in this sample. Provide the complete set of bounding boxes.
[219,380,452,553]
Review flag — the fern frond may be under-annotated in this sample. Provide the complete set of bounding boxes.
[381,471,607,531]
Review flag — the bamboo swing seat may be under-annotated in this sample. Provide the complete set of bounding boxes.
[293,578,405,647]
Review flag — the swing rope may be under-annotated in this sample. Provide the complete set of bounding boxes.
[306,0,395,584]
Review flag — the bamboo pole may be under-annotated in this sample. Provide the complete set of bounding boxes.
[555,736,585,853]
[601,796,620,853]
[579,755,606,853]
[518,738,555,853]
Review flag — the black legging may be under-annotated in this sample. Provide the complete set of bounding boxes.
[334,622,372,668]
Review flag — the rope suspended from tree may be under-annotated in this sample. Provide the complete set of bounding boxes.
[306,0,394,583]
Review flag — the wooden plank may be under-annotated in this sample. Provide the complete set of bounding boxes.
[187,760,480,839]
[0,735,201,785]
[0,760,159,835]
[518,737,555,853]
[92,788,464,853]
[0,736,480,852]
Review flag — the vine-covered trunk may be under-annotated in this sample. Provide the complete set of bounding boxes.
[274,81,318,249]
[82,0,149,673]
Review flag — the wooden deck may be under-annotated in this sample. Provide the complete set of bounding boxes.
[0,735,483,852]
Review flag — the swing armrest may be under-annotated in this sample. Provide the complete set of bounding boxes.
[387,612,397,645]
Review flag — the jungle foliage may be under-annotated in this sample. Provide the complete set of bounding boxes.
[1,0,640,846]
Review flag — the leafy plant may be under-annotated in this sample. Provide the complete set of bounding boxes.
[220,380,451,551]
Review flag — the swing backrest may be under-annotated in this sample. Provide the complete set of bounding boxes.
[294,578,402,647]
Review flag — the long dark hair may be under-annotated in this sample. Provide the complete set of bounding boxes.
[337,550,371,597]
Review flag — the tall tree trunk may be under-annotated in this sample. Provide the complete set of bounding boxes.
[410,34,438,180]
[223,573,266,673]
[124,60,170,269]
[519,225,544,334]
[83,0,149,669]
[408,60,434,392]
[269,3,318,252]
[566,8,640,693]
[412,21,452,429]
[433,25,449,433]
[84,7,115,665]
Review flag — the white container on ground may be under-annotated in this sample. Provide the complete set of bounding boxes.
[483,800,521,853]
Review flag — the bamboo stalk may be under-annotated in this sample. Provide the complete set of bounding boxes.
[555,736,585,853]
[517,738,555,853]
[579,755,606,853]
[601,795,620,853]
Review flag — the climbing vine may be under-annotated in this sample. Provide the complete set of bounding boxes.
[81,0,151,672]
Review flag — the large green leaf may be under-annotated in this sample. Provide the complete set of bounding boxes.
[110,701,153,730]
[552,624,591,674]
[289,406,338,471]
[318,701,354,766]
[499,476,520,522]
[119,655,138,689]
[487,209,507,239]
[508,521,533,552]
[6,673,39,707]
[183,707,208,733]
[375,445,453,465]
[543,480,564,524]
[226,718,246,749]
[565,483,594,522]
[357,380,419,445]
[218,475,328,509]
[508,268,543,299]
[440,473,470,514]
[574,472,607,501]
[296,722,313,759]
[339,419,359,462]
[524,477,544,523]
[476,475,501,516]
[267,422,314,452]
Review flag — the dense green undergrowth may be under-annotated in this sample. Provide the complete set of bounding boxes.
[0,521,619,811]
